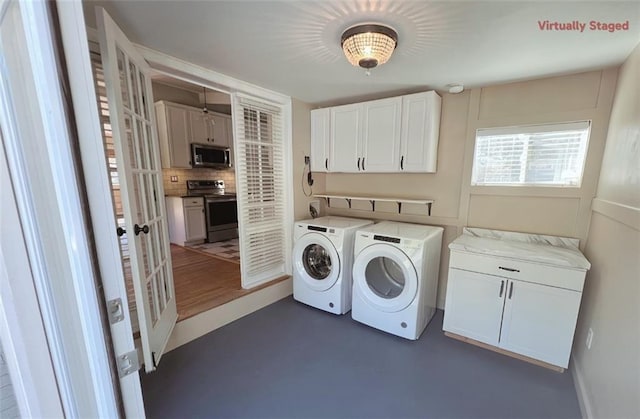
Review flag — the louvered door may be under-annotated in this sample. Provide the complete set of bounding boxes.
[232,94,288,287]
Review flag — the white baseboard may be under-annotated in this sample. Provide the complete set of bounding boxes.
[164,278,293,352]
[571,355,594,419]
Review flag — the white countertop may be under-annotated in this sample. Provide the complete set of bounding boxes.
[449,228,591,270]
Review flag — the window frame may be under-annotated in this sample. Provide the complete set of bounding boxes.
[471,120,592,188]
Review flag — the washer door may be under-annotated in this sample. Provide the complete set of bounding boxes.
[353,244,418,312]
[293,233,340,291]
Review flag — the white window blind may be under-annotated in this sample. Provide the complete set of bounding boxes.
[234,95,287,286]
[472,121,591,186]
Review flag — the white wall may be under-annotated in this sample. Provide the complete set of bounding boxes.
[152,81,201,107]
[572,43,640,419]
[309,69,617,308]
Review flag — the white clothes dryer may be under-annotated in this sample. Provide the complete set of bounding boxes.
[351,221,443,339]
[293,216,373,314]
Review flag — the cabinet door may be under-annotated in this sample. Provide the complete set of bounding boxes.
[209,114,230,147]
[188,110,209,144]
[310,108,330,172]
[330,103,362,172]
[500,280,582,368]
[400,91,441,172]
[184,205,206,241]
[362,97,402,172]
[165,105,191,168]
[443,268,506,346]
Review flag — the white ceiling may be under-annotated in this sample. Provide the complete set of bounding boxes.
[84,1,640,106]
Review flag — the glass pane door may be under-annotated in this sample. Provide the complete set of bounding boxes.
[98,9,177,372]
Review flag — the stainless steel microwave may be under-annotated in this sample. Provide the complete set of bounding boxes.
[191,143,231,169]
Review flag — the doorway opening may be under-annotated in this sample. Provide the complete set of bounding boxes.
[88,44,277,331]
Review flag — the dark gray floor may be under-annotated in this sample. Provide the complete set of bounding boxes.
[142,297,581,419]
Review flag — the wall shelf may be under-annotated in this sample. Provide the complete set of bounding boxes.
[314,194,434,216]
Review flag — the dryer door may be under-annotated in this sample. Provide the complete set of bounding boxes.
[293,233,340,291]
[353,244,418,312]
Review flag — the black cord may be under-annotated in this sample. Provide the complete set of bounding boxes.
[302,161,313,197]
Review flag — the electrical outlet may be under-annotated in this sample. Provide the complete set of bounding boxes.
[586,328,594,350]
[170,176,178,183]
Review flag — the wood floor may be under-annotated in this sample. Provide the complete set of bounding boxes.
[170,244,287,321]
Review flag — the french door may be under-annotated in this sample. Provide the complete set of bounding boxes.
[96,8,177,372]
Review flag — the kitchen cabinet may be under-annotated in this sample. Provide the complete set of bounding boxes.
[165,196,206,246]
[400,91,441,173]
[362,97,402,172]
[311,91,440,173]
[156,101,191,168]
[188,110,231,147]
[443,228,590,370]
[310,108,330,172]
[156,100,234,168]
[330,103,362,173]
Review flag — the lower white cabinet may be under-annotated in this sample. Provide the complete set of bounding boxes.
[165,196,206,246]
[499,279,582,366]
[443,269,504,346]
[443,232,589,370]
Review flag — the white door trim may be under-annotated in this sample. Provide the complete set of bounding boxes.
[55,1,145,416]
[1,0,119,416]
[0,114,65,419]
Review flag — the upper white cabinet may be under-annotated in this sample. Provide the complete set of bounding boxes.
[310,108,330,172]
[189,110,231,147]
[156,100,233,168]
[156,101,191,168]
[330,103,363,173]
[209,113,231,147]
[188,109,210,144]
[362,97,402,173]
[400,91,441,173]
[311,91,441,173]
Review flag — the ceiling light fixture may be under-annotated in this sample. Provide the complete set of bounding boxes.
[341,23,398,75]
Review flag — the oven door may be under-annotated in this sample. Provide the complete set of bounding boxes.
[205,198,238,231]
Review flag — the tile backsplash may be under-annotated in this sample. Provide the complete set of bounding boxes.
[163,168,236,196]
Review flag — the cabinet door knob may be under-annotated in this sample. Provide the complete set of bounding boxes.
[508,282,514,299]
[400,155,404,170]
[499,280,504,297]
[325,158,328,170]
[499,266,520,273]
[357,157,361,170]
[362,157,365,171]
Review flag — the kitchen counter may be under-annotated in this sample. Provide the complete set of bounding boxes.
[449,228,590,270]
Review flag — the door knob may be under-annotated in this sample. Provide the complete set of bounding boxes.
[134,224,149,235]
[116,227,126,237]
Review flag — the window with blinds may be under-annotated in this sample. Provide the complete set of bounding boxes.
[234,95,287,286]
[472,121,591,187]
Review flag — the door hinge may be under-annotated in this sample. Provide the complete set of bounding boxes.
[107,297,124,324]
[117,350,140,378]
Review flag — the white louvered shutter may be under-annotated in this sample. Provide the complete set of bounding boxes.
[472,121,591,187]
[233,95,288,287]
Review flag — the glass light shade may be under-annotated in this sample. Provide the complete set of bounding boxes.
[341,24,398,69]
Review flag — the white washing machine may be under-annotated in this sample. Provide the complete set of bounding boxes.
[293,216,374,314]
[351,221,443,339]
